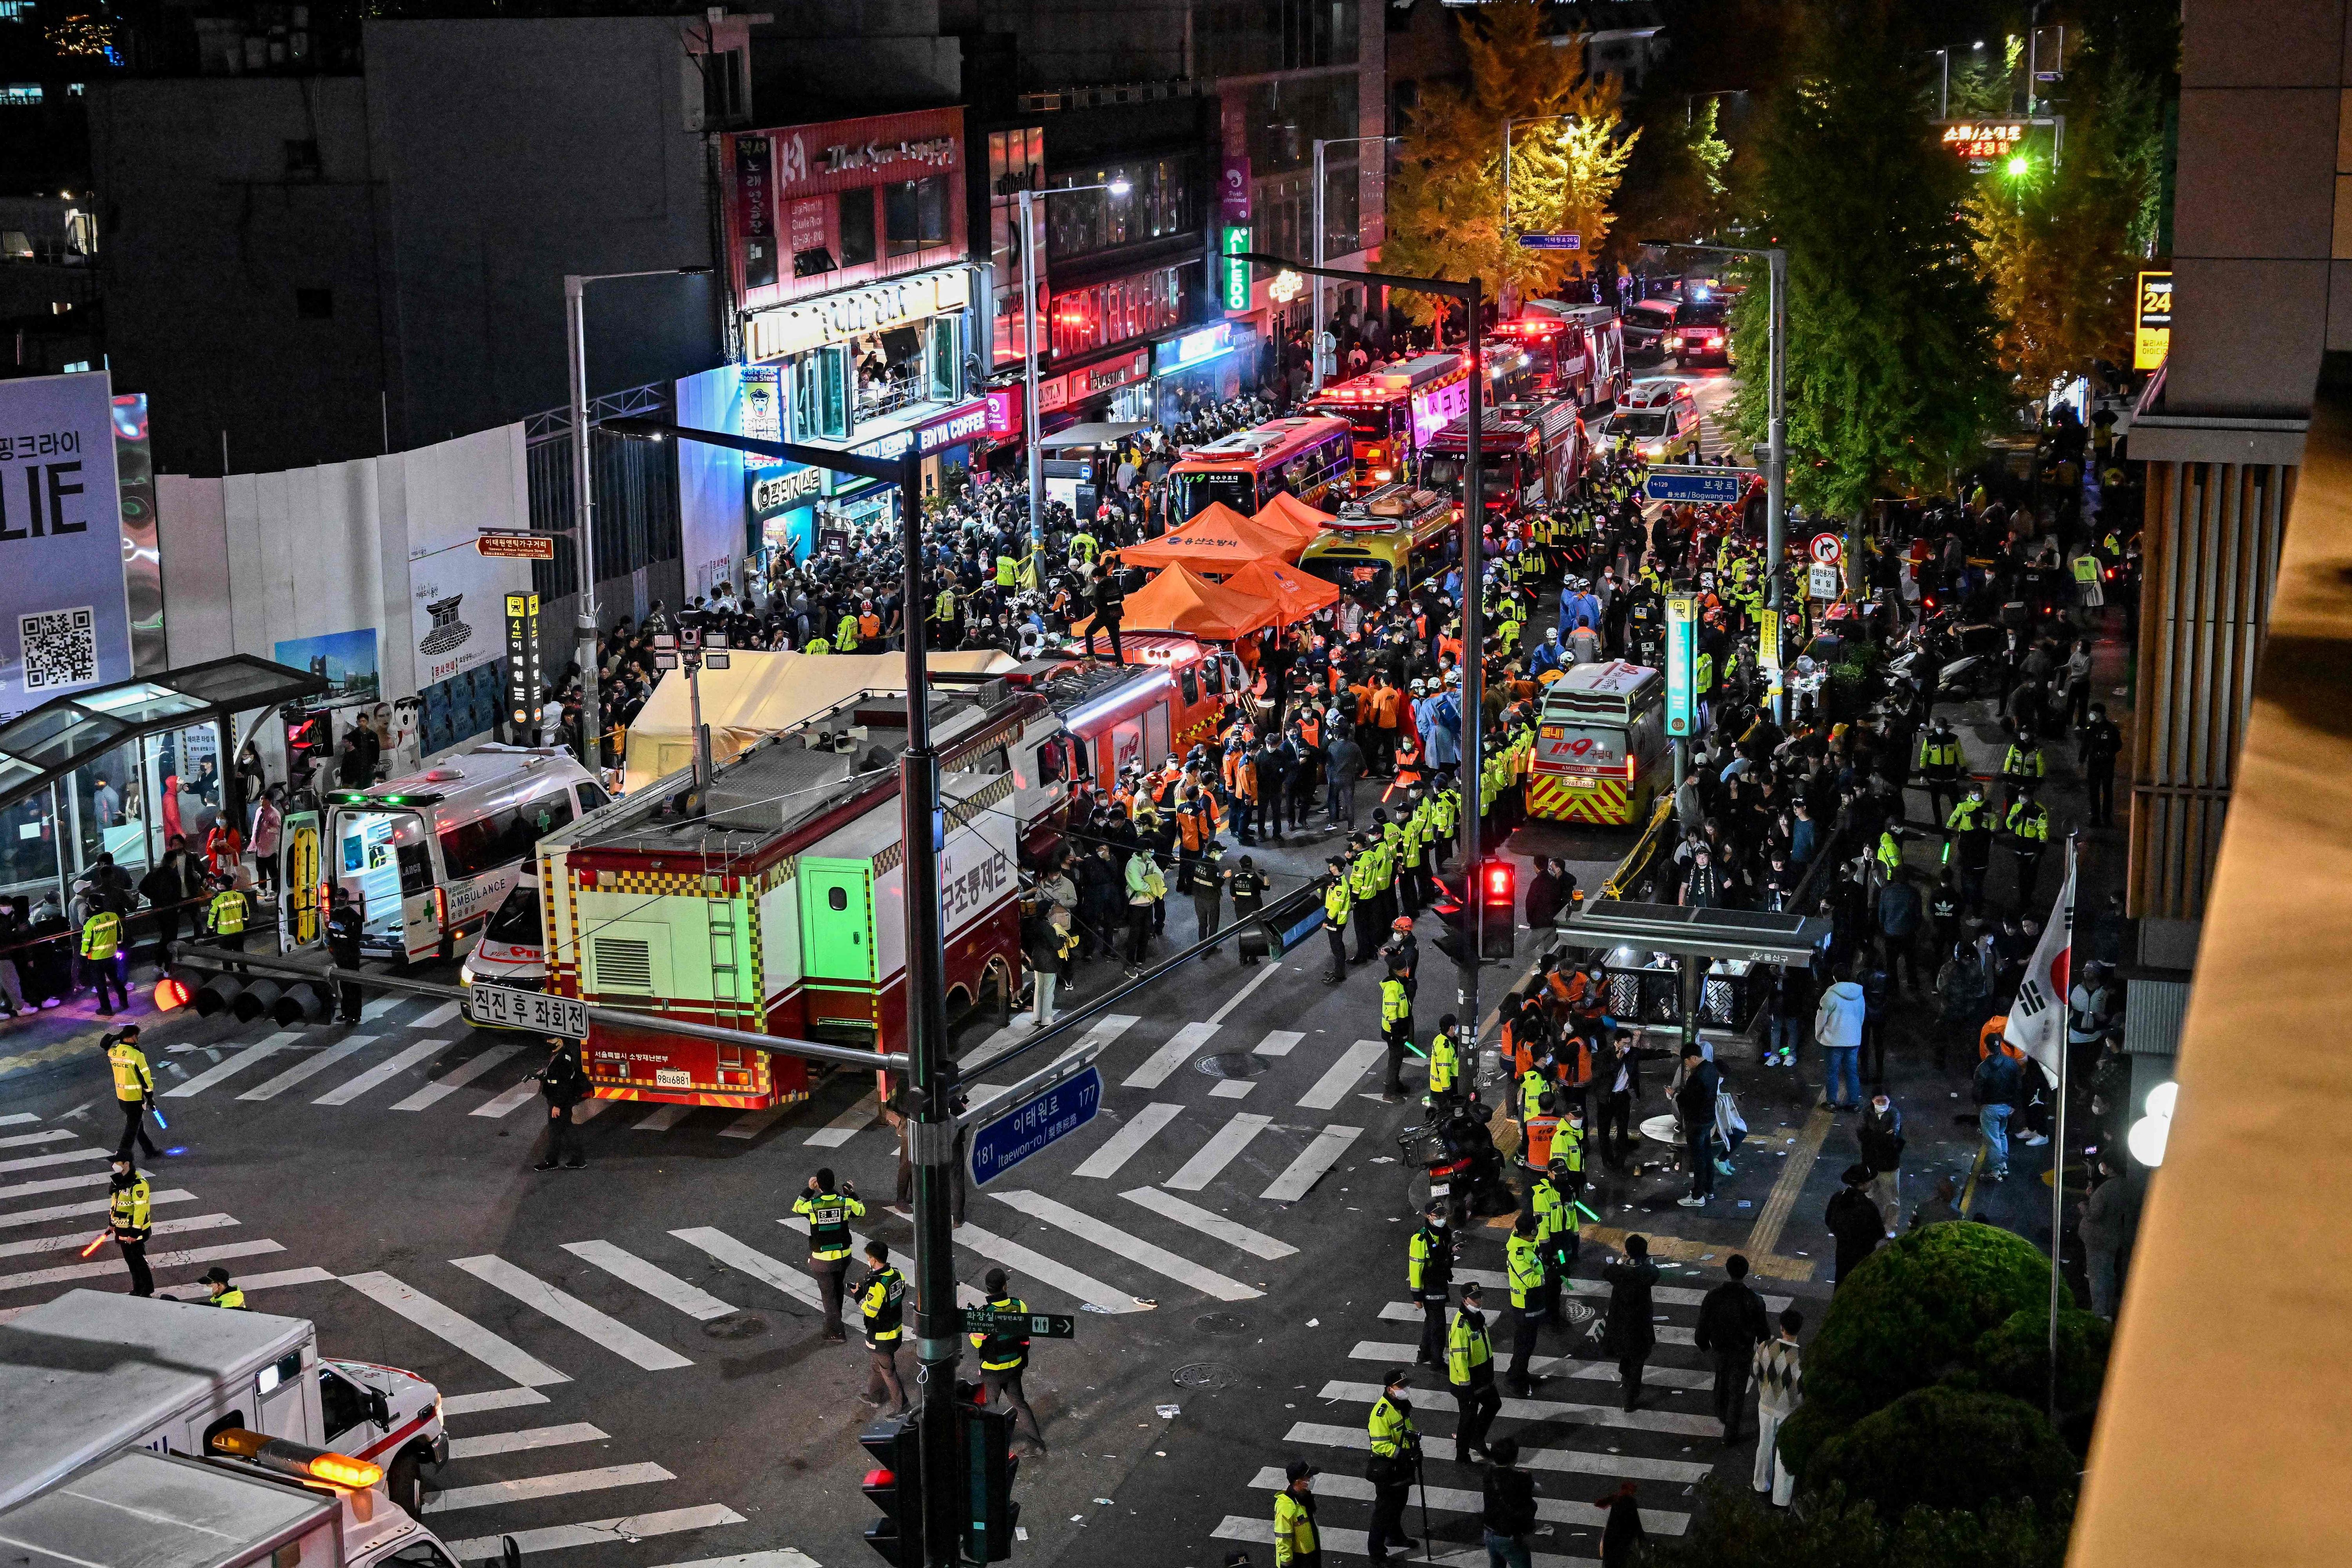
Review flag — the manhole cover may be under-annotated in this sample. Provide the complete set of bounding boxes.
[701,1313,768,1340]
[1173,1362,1238,1389]
[1196,1051,1270,1080]
[1194,1312,1249,1335]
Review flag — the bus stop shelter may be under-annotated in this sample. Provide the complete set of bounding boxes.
[1558,900,1832,1044]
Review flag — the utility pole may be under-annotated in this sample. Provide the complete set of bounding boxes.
[1459,281,1486,1065]
[564,276,600,776]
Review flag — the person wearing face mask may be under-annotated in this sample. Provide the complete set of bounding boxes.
[1364,1367,1421,1563]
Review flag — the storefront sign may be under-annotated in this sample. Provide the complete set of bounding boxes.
[1157,323,1231,375]
[846,399,993,464]
[750,464,824,520]
[745,267,971,361]
[741,366,783,444]
[1220,227,1253,312]
[759,109,965,201]
[738,136,777,291]
[0,370,134,719]
[1074,348,1151,399]
[1037,375,1069,415]
[2134,270,2172,372]
[984,387,1023,438]
[1221,156,1252,225]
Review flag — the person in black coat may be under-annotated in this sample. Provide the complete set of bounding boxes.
[1594,1029,1671,1170]
[1595,1479,1647,1568]
[1824,1162,1887,1289]
[1674,1046,1721,1207]
[1480,1438,1536,1565]
[1599,1234,1660,1411]
[1693,1253,1772,1444]
[534,1037,590,1170]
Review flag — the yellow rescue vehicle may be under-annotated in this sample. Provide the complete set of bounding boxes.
[1526,660,1670,826]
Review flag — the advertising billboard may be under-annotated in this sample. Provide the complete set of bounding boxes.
[0,371,134,720]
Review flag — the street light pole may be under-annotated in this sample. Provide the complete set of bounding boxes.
[1309,135,1399,395]
[1018,179,1129,580]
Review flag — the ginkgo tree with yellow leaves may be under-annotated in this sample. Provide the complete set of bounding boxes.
[1382,0,1637,318]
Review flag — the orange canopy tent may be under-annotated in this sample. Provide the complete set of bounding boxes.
[1114,502,1303,575]
[1072,564,1279,642]
[1254,491,1336,545]
[1220,557,1341,625]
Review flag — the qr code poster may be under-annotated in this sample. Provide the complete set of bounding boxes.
[21,607,99,693]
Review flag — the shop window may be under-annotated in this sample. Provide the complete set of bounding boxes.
[886,175,950,258]
[925,315,964,403]
[792,344,854,441]
[838,189,877,269]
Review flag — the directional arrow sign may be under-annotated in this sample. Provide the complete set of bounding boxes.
[967,1063,1103,1186]
[1517,233,1583,251]
[958,1306,1077,1340]
[1645,464,1759,504]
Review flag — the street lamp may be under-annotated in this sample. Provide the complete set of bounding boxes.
[1016,177,1131,582]
[563,264,711,770]
[1639,238,1789,720]
[1308,134,1399,393]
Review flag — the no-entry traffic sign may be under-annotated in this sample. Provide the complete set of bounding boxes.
[1808,532,1844,566]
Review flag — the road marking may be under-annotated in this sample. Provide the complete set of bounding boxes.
[0,1211,234,1261]
[315,1039,448,1105]
[1207,961,1283,1025]
[360,995,405,1022]
[0,1129,71,1151]
[239,1036,380,1101]
[1072,1103,1183,1181]
[0,1189,194,1229]
[1123,1021,1216,1091]
[423,1462,675,1514]
[1441,1273,1790,1312]
[1165,1112,1272,1191]
[468,1072,547,1120]
[0,1239,282,1295]
[670,1227,823,1311]
[1207,1079,1255,1099]
[390,1042,518,1111]
[563,1240,739,1322]
[0,1149,107,1176]
[0,1171,110,1202]
[162,1033,298,1097]
[232,1267,338,1292]
[803,1089,878,1147]
[341,1270,570,1387]
[949,1218,1148,1314]
[1121,1187,1296,1259]
[1298,1039,1385,1109]
[1319,1377,1718,1437]
[1283,1420,1711,1484]
[1260,1124,1361,1202]
[446,1422,611,1460]
[438,1387,551,1418]
[719,1107,788,1140]
[0,1113,36,1126]
[451,1255,693,1371]
[1746,1103,1832,1260]
[633,1104,692,1131]
[1351,1334,1712,1390]
[1243,1466,1690,1536]
[0,1032,114,1085]
[441,1507,752,1561]
[573,1099,614,1123]
[412,1001,463,1029]
[989,1189,1259,1301]
[1253,1030,1303,1058]
[1213,1514,1595,1567]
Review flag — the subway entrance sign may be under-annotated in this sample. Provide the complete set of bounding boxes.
[1645,465,1755,505]
[1664,595,1697,738]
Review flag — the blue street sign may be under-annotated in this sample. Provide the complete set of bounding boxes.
[1517,233,1582,251]
[969,1064,1103,1186]
[1645,465,1757,504]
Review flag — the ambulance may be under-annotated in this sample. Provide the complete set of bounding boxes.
[1526,660,1670,826]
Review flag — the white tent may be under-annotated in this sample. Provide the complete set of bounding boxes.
[620,649,1019,794]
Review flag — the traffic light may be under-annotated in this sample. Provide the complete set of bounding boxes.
[1479,858,1516,961]
[958,1395,1021,1563]
[859,1414,924,1565]
[271,979,336,1026]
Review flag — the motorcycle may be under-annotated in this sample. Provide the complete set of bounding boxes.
[1398,1091,1517,1224]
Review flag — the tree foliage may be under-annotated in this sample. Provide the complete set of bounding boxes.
[1642,1480,2071,1568]
[1807,1387,2080,1517]
[1612,94,1735,256]
[1724,0,2005,518]
[1383,0,1636,319]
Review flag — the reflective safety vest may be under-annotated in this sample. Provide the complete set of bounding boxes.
[206,889,246,935]
[1947,798,1992,834]
[109,1176,151,1238]
[1518,1069,1548,1122]
[1325,881,1353,929]
[1532,1174,1577,1245]
[970,1294,1031,1370]
[1274,1490,1319,1567]
[934,588,958,622]
[209,1287,249,1309]
[107,1038,153,1102]
[1553,1117,1586,1177]
[1695,650,1715,694]
[1506,1233,1544,1309]
[1407,1224,1450,1295]
[79,911,121,961]
[2001,744,2045,780]
[836,615,860,652]
[1070,533,1099,565]
[1426,1032,1459,1095]
[2007,801,2049,843]
[995,554,1018,587]
[1352,855,1381,901]
[858,1265,907,1343]
[1918,732,1960,772]
[1381,978,1410,1028]
[792,1188,867,1260]
[1368,1393,1416,1458]
[1446,1306,1493,1385]
[804,637,832,655]
[1876,831,1902,877]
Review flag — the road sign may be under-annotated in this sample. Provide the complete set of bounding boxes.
[968,1063,1103,1186]
[1517,233,1582,251]
[478,529,557,560]
[958,1306,1077,1340]
[464,981,588,1039]
[1808,562,1842,601]
[1664,596,1697,738]
[1808,532,1844,566]
[1644,465,1757,505]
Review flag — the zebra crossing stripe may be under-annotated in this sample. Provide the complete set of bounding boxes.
[563,1240,739,1322]
[0,1149,107,1177]
[670,1227,824,1311]
[315,1038,448,1105]
[341,1270,570,1387]
[411,1001,463,1029]
[226,1267,338,1293]
[1073,1103,1182,1181]
[0,1129,71,1151]
[0,1211,234,1261]
[239,1036,379,1101]
[468,1072,548,1120]
[162,1034,298,1097]
[1242,1466,1691,1536]
[949,1218,1145,1315]
[988,1189,1259,1302]
[450,1255,694,1371]
[1212,1514,1594,1568]
[1298,1040,1386,1109]
[0,1239,283,1295]
[441,1506,750,1561]
[1119,1187,1296,1260]
[719,1106,788,1140]
[1318,1377,1719,1438]
[1123,1021,1217,1091]
[1283,1420,1712,1485]
[359,995,405,1022]
[803,1089,878,1148]
[0,1113,35,1127]
[446,1422,610,1461]
[1253,1030,1304,1057]
[633,1104,692,1131]
[394,1040,519,1113]
[0,1189,194,1230]
[0,1171,109,1202]
[423,1462,675,1514]
[438,1387,551,1418]
[1259,1125,1361,1202]
[1164,1112,1271,1191]
[1351,1334,1713,1392]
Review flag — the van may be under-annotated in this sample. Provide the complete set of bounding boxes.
[1526,660,1670,826]
[0,1290,447,1517]
[327,743,609,963]
[459,867,547,1004]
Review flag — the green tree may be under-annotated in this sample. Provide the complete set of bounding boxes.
[1612,94,1735,253]
[1383,0,1636,317]
[1642,1481,2071,1568]
[1725,0,2005,523]
[1807,1387,2080,1517]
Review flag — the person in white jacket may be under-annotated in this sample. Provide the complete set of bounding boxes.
[1813,966,1868,1112]
[1752,1309,1804,1505]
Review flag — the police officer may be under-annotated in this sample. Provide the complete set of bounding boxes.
[200,1265,247,1309]
[1945,783,1996,911]
[1999,729,2047,812]
[326,885,365,1023]
[109,1157,152,1297]
[1349,835,1384,964]
[1916,716,1963,825]
[105,1026,160,1161]
[1273,1458,1321,1568]
[1532,1154,1580,1330]
[2005,783,2050,903]
[1406,1202,1453,1367]
[1446,1282,1500,1462]
[793,1168,865,1342]
[1423,1014,1462,1114]
[533,1035,588,1171]
[79,896,127,1015]
[205,880,250,951]
[1365,1367,1421,1562]
[1230,854,1268,966]
[1379,968,1413,1100]
[853,1238,909,1416]
[969,1267,1046,1450]
[1321,857,1352,984]
[1504,1211,1547,1397]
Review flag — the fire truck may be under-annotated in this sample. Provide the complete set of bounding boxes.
[1303,351,1474,484]
[1421,394,1589,521]
[1495,302,1629,411]
[539,682,1037,1110]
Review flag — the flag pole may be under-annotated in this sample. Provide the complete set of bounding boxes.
[2047,830,2081,1421]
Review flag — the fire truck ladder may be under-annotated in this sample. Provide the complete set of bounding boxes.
[704,872,746,1026]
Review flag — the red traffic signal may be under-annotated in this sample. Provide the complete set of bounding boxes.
[860,1416,924,1564]
[1482,860,1515,905]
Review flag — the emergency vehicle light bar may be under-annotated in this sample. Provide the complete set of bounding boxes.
[209,1428,384,1491]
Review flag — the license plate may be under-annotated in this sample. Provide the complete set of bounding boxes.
[1428,1182,1450,1197]
[1566,776,1595,788]
[655,1068,691,1089]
